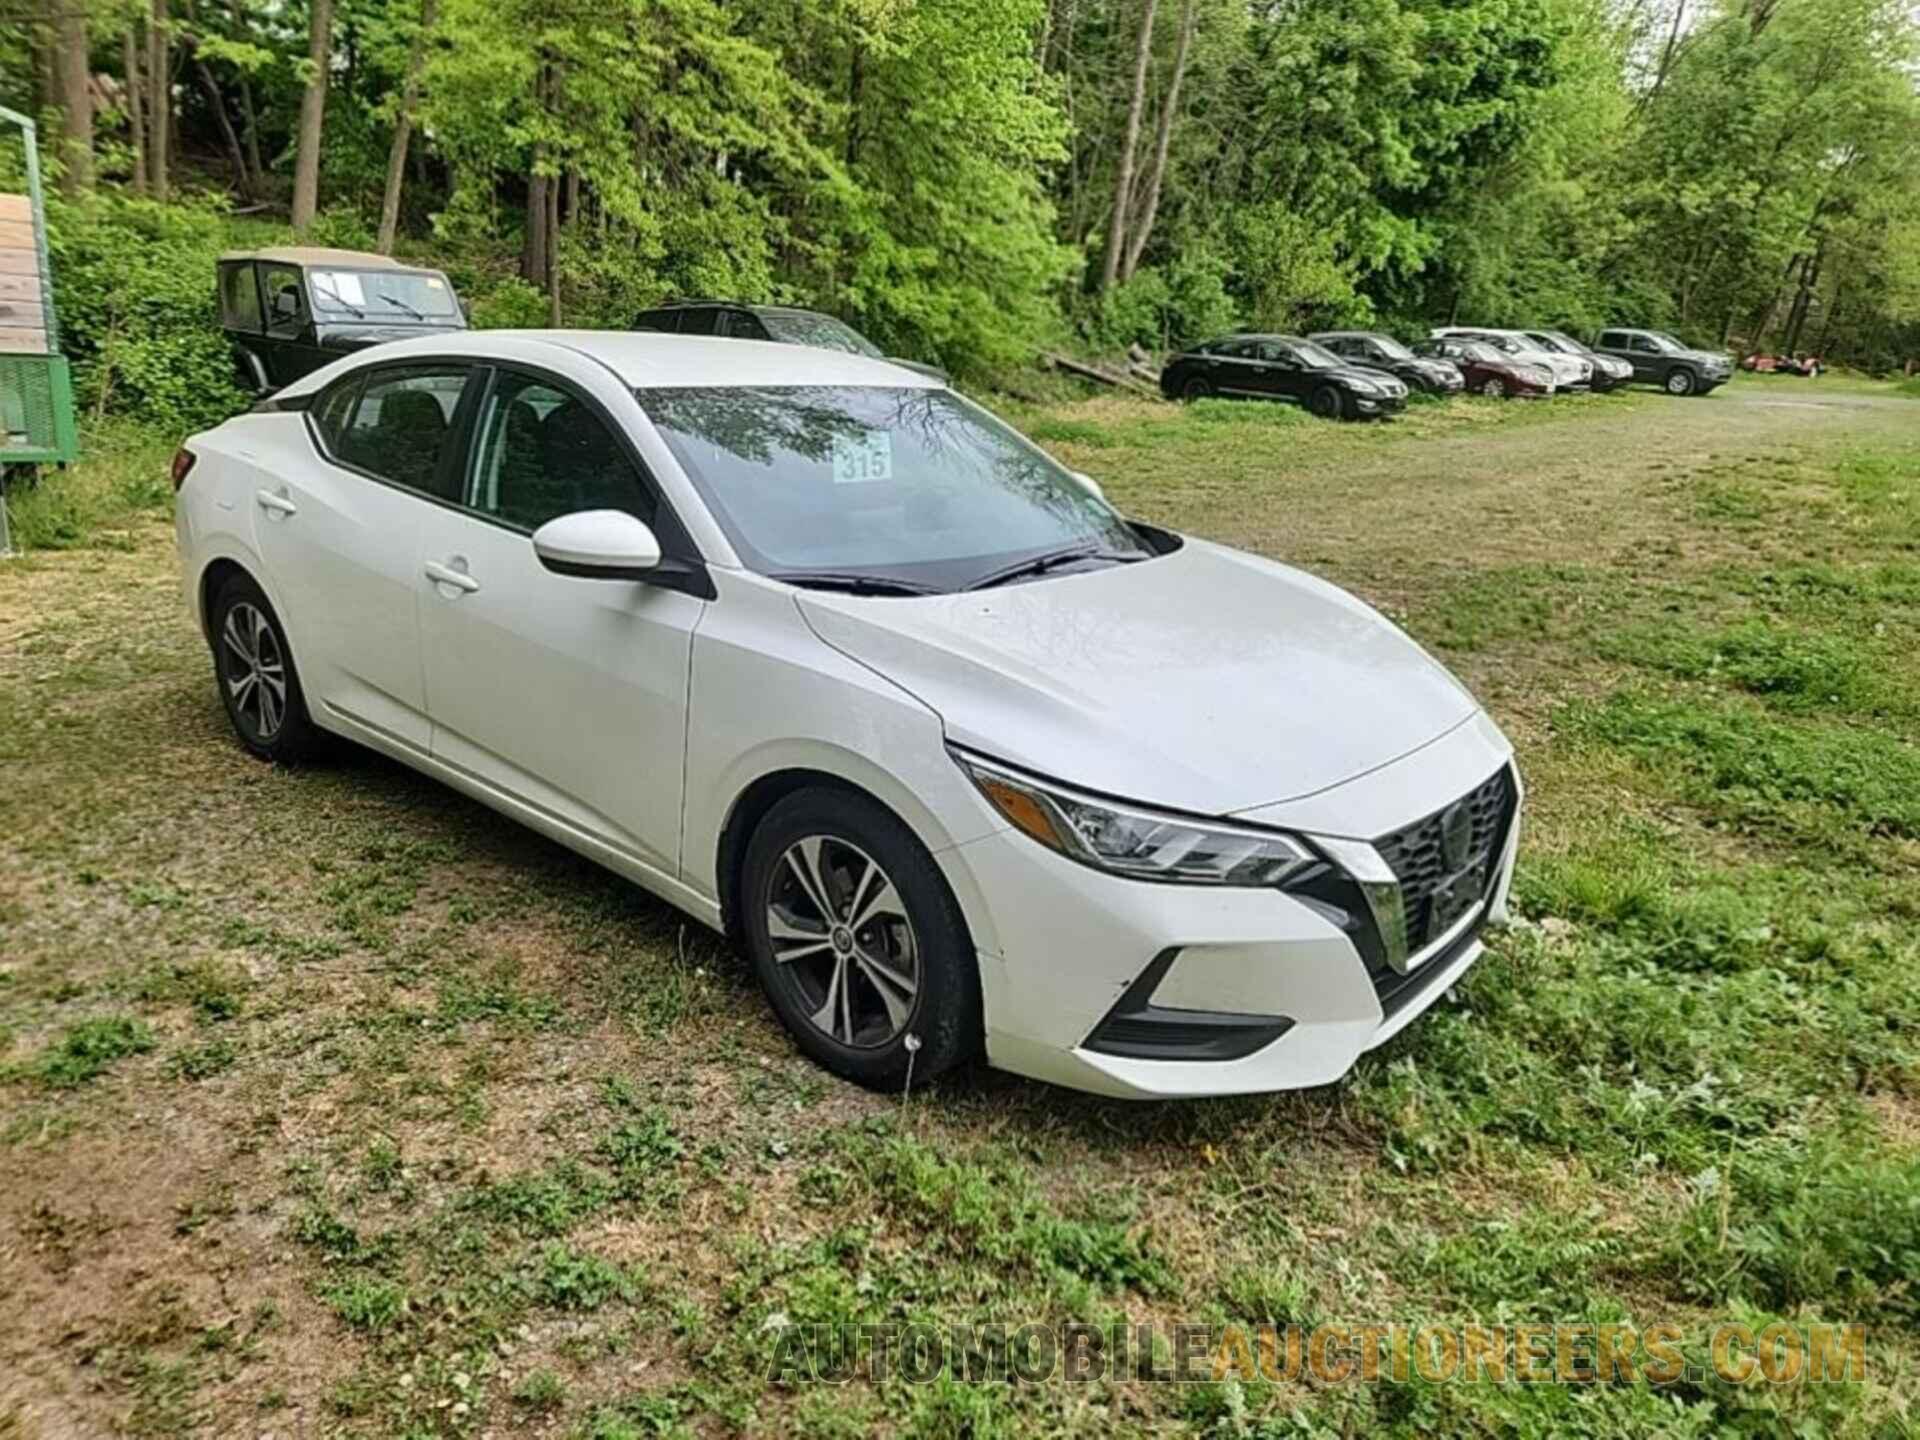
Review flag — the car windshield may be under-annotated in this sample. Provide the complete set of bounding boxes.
[758,311,885,358]
[308,268,459,320]
[1646,331,1687,352]
[1292,340,1343,369]
[637,385,1149,590]
[1542,330,1591,355]
[1457,342,1503,363]
[1371,336,1415,360]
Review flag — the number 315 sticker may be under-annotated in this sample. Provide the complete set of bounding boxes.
[832,431,893,484]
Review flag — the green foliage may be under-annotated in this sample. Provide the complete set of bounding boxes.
[31,1016,155,1088]
[46,196,247,432]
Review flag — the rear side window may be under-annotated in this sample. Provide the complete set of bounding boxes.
[677,307,719,336]
[220,265,263,332]
[465,370,655,532]
[1597,331,1625,348]
[330,367,471,498]
[635,308,680,333]
[310,375,362,451]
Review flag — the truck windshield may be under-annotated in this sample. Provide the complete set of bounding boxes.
[309,269,460,321]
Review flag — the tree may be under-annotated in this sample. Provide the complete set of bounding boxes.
[56,0,93,193]
[1100,0,1157,291]
[377,0,438,253]
[290,0,335,231]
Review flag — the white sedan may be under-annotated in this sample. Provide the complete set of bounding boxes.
[173,332,1520,1099]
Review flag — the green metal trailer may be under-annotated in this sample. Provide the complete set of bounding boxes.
[0,104,80,555]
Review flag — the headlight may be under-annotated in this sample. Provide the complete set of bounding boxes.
[955,751,1315,886]
[1347,379,1380,396]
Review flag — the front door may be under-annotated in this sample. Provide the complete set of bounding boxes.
[417,367,705,878]
[259,263,328,386]
[1255,341,1311,404]
[252,363,476,752]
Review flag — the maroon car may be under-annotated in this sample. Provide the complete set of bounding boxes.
[1412,337,1556,398]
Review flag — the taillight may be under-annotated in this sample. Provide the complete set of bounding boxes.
[171,448,197,491]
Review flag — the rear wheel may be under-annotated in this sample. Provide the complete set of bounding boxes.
[1664,368,1697,396]
[1181,375,1213,402]
[209,572,321,763]
[742,788,981,1090]
[1309,384,1345,420]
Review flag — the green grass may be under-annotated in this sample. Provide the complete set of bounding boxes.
[3,378,1918,1435]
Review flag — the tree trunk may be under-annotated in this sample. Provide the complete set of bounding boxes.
[290,0,335,232]
[522,169,549,284]
[148,0,171,200]
[545,155,561,325]
[1120,0,1194,283]
[1099,0,1158,292]
[376,0,438,254]
[56,0,94,194]
[123,25,148,195]
[230,0,264,185]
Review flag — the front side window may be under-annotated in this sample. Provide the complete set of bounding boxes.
[308,268,460,322]
[467,371,654,532]
[638,385,1147,590]
[331,367,470,498]
[261,265,305,329]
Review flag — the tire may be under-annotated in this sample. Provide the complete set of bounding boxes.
[1480,376,1507,399]
[1181,375,1213,402]
[208,571,322,763]
[1309,384,1345,420]
[741,787,981,1090]
[1664,368,1697,396]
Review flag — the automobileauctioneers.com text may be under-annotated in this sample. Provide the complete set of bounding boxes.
[766,1321,1867,1387]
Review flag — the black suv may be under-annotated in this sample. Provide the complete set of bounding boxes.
[219,247,467,394]
[1309,331,1464,394]
[633,300,947,381]
[1591,327,1733,396]
[1160,334,1409,419]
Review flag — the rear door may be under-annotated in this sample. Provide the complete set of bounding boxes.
[1209,339,1268,397]
[414,364,706,876]
[252,362,477,751]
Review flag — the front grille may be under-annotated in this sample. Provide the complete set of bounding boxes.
[1373,766,1516,956]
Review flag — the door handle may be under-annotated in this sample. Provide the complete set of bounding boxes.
[255,488,298,517]
[424,559,481,594]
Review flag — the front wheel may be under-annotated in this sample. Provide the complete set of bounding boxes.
[209,571,321,763]
[1480,377,1508,399]
[1309,384,1346,420]
[741,788,981,1090]
[1664,368,1697,396]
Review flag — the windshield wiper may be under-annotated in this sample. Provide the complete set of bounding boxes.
[965,545,1144,592]
[379,293,426,320]
[310,278,365,318]
[773,571,942,597]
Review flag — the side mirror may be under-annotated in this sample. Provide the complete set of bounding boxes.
[273,289,300,319]
[1070,470,1107,502]
[532,510,662,580]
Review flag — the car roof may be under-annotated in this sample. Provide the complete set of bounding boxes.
[219,247,416,269]
[291,330,939,391]
[642,298,832,320]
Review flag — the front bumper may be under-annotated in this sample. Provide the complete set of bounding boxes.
[946,712,1519,1099]
[1353,391,1408,416]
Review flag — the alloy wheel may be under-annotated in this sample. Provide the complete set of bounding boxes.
[764,835,920,1049]
[1481,377,1504,398]
[1666,369,1695,395]
[220,601,287,741]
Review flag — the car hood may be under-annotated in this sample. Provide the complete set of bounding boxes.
[1681,348,1732,368]
[796,539,1479,815]
[1323,364,1403,390]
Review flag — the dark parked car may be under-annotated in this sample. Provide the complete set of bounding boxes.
[1522,329,1634,391]
[1411,338,1556,398]
[1309,331,1464,395]
[1160,334,1409,419]
[219,247,467,394]
[1591,327,1733,396]
[633,299,948,382]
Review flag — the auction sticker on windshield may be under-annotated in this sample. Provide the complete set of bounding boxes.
[832,430,893,483]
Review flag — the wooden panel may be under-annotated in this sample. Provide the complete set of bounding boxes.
[0,194,29,224]
[0,327,51,353]
[0,302,46,330]
[0,220,32,249]
[0,273,42,304]
[0,248,37,275]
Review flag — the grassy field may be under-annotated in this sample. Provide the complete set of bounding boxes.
[2,374,1917,1438]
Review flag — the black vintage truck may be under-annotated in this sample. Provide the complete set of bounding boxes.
[218,247,468,394]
